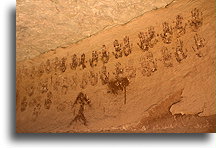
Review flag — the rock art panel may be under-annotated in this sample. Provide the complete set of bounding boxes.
[16,0,215,133]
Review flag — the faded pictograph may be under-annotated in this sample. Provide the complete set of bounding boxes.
[188,8,203,32]
[174,39,187,63]
[137,26,158,51]
[69,92,91,126]
[192,33,205,57]
[16,8,208,127]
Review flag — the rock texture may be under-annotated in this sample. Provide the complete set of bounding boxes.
[16,0,174,61]
[16,0,215,133]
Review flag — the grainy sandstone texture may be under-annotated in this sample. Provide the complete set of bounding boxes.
[16,0,215,133]
[16,0,174,61]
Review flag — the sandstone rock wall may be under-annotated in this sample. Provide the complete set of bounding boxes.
[16,0,215,133]
[16,0,174,61]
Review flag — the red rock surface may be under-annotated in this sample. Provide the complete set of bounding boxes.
[16,0,215,133]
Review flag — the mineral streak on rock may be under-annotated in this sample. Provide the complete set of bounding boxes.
[16,0,215,133]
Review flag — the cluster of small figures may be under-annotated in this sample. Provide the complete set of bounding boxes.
[137,8,203,52]
[19,90,53,121]
[19,60,134,125]
[18,8,206,125]
[19,36,132,80]
[20,8,203,79]
[70,36,132,70]
[139,31,205,77]
[19,29,205,123]
[20,90,91,126]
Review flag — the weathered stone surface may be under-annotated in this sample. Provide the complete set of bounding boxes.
[16,0,174,61]
[16,0,215,133]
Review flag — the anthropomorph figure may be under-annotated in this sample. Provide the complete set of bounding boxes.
[44,91,52,110]
[80,72,89,89]
[161,47,173,67]
[79,53,86,69]
[89,50,99,67]
[160,22,173,44]
[89,71,98,86]
[37,62,45,77]
[69,92,91,126]
[174,39,187,63]
[192,33,205,57]
[137,26,158,51]
[137,32,149,51]
[38,78,49,94]
[146,51,157,72]
[100,65,109,85]
[45,59,51,74]
[59,57,67,72]
[32,103,41,121]
[188,8,203,31]
[123,36,132,56]
[101,45,109,64]
[70,54,79,70]
[139,51,157,77]
[53,57,60,73]
[113,40,123,59]
[174,15,187,37]
[147,26,158,48]
[20,96,28,112]
[113,62,124,79]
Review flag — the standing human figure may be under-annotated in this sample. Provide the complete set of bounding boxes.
[69,92,91,126]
